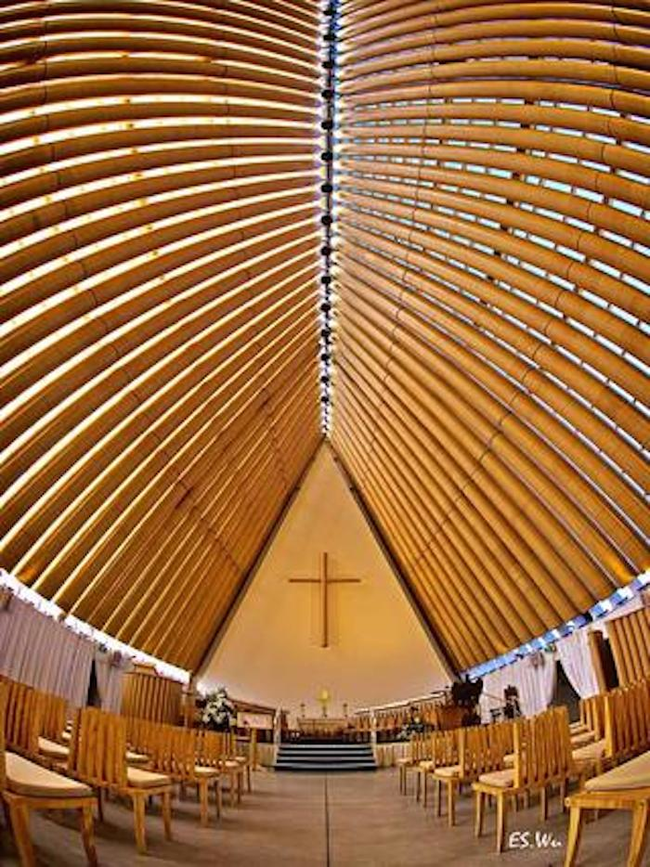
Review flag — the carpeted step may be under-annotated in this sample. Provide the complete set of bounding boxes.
[275,742,377,773]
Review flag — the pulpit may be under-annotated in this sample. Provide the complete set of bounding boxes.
[436,705,466,730]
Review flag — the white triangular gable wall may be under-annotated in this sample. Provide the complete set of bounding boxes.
[200,445,449,720]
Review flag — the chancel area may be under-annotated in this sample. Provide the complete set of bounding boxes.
[0,0,649,865]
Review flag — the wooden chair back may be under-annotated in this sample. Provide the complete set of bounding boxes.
[0,681,7,793]
[222,731,239,760]
[146,722,175,774]
[126,716,144,752]
[195,729,226,768]
[68,707,129,789]
[582,694,605,739]
[631,679,650,751]
[459,721,511,778]
[576,697,588,729]
[604,680,650,761]
[495,718,514,755]
[429,729,458,769]
[169,726,199,779]
[40,690,68,742]
[127,716,160,757]
[513,706,573,789]
[411,731,429,762]
[5,679,41,756]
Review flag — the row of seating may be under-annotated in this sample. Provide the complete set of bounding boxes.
[126,716,249,818]
[1,681,98,867]
[565,679,650,867]
[397,678,650,864]
[0,676,254,865]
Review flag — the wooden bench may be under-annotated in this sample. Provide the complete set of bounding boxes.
[565,750,650,867]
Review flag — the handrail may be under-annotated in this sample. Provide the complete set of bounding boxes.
[354,688,448,715]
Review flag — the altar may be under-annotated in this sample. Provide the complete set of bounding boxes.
[297,716,351,734]
[290,716,367,742]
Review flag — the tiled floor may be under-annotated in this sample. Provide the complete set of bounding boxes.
[0,769,636,866]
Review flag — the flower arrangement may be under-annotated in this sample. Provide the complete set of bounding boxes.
[201,686,236,732]
[397,706,425,740]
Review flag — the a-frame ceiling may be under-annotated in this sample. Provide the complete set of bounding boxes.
[0,0,323,671]
[0,0,648,673]
[331,0,650,670]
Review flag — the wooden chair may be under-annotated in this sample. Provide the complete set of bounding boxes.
[40,691,68,743]
[38,699,148,771]
[4,680,69,768]
[155,725,221,826]
[196,729,240,809]
[124,715,159,766]
[503,696,604,772]
[433,721,512,826]
[68,707,173,854]
[221,732,246,806]
[37,691,72,768]
[473,706,575,852]
[565,750,650,867]
[570,695,605,748]
[396,731,428,796]
[571,680,650,783]
[569,701,590,736]
[0,682,98,867]
[606,681,650,763]
[418,729,458,808]
[4,679,69,769]
[237,731,256,793]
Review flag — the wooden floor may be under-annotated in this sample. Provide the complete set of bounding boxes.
[0,769,634,866]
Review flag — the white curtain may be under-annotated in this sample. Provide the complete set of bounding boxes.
[95,648,133,713]
[480,652,557,721]
[0,594,94,707]
[555,629,599,699]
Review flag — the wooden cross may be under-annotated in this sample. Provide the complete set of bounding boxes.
[288,552,362,648]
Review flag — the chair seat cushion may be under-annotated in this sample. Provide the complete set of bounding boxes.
[222,760,241,770]
[571,731,596,748]
[434,764,461,779]
[572,738,607,766]
[127,767,170,789]
[570,722,589,734]
[396,757,412,766]
[477,768,515,789]
[126,750,149,766]
[418,760,434,771]
[61,730,72,743]
[503,752,515,768]
[6,753,92,799]
[195,765,219,778]
[584,751,650,792]
[38,736,69,761]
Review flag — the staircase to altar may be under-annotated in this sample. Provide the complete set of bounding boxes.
[274,742,377,772]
